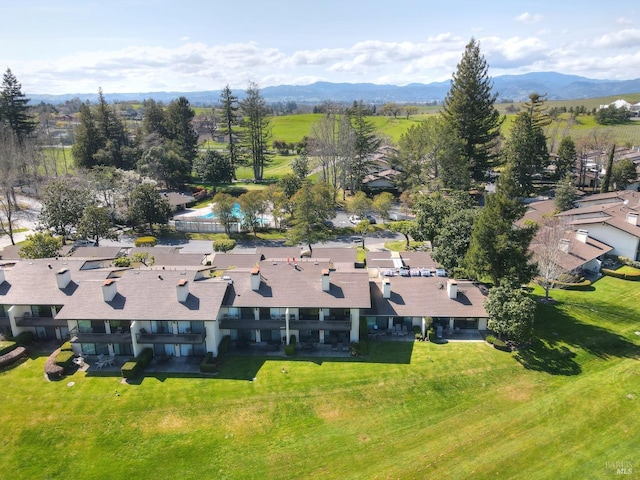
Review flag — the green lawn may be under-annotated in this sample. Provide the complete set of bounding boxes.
[1,277,639,479]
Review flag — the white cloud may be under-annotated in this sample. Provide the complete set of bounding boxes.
[616,17,634,25]
[593,29,640,48]
[515,12,544,24]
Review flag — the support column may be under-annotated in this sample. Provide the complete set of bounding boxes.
[285,308,290,344]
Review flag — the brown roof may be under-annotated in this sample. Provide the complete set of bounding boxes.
[0,259,108,306]
[366,251,438,270]
[530,230,613,272]
[367,277,488,318]
[211,253,262,269]
[69,246,123,259]
[222,261,370,309]
[55,270,228,321]
[519,199,557,226]
[145,253,206,267]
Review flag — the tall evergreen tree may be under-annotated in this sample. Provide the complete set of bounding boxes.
[71,102,102,168]
[0,68,36,143]
[554,174,577,212]
[240,82,271,180]
[501,111,549,197]
[219,85,240,179]
[441,39,503,182]
[523,93,551,128]
[464,192,538,286]
[166,96,199,165]
[600,144,615,193]
[141,99,168,138]
[555,136,577,180]
[347,101,381,193]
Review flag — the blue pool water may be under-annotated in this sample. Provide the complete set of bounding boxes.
[200,203,242,219]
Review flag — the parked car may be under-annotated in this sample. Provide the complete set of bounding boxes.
[349,215,362,224]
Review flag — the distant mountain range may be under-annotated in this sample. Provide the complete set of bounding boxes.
[29,72,640,106]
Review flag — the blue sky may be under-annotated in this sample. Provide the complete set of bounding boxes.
[2,0,639,94]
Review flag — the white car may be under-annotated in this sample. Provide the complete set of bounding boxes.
[349,215,362,224]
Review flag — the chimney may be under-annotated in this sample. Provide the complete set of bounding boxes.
[176,278,189,302]
[250,266,261,291]
[382,278,391,299]
[447,280,458,299]
[102,279,117,302]
[0,268,5,284]
[626,212,639,226]
[56,268,72,289]
[321,269,330,292]
[559,239,571,253]
[575,229,588,244]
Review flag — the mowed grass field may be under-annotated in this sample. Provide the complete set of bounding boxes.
[1,276,638,479]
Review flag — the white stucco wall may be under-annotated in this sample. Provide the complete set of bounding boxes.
[582,224,639,260]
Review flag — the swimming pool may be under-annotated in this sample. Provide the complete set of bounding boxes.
[199,203,242,219]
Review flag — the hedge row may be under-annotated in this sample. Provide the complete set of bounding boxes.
[602,268,640,281]
[0,341,17,356]
[199,352,218,374]
[0,346,25,369]
[134,236,157,247]
[54,350,76,373]
[121,347,154,379]
[554,279,593,290]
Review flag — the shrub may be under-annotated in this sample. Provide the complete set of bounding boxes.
[113,257,131,267]
[121,361,140,379]
[555,278,592,290]
[134,236,157,247]
[44,352,64,379]
[213,238,236,252]
[350,342,361,356]
[60,341,73,352]
[55,350,76,373]
[0,341,17,356]
[485,334,497,345]
[602,268,640,281]
[491,337,510,352]
[136,348,154,368]
[415,332,424,341]
[218,335,231,355]
[13,331,34,346]
[199,352,218,374]
[0,346,25,369]
[284,334,297,356]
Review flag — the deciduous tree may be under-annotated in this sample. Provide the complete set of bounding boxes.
[193,150,233,193]
[77,205,117,246]
[39,178,91,244]
[127,183,172,234]
[287,181,334,255]
[239,190,267,237]
[485,281,537,343]
[211,192,238,236]
[611,158,638,191]
[19,232,62,259]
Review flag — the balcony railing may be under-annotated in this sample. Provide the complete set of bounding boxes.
[219,317,351,331]
[15,315,67,328]
[69,326,132,344]
[136,330,205,344]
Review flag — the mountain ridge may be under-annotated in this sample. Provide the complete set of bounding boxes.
[28,72,640,106]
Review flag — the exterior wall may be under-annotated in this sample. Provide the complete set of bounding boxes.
[582,224,639,260]
[205,320,220,356]
[582,258,602,273]
[7,305,31,337]
[478,318,488,330]
[350,308,360,342]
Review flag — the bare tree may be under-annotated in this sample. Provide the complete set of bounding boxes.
[0,127,21,244]
[530,215,569,300]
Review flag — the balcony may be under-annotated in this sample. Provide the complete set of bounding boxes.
[0,316,10,328]
[220,317,282,330]
[136,330,205,344]
[70,327,132,344]
[291,319,352,331]
[15,315,68,328]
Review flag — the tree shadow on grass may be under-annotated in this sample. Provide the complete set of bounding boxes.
[515,339,581,376]
[515,299,639,375]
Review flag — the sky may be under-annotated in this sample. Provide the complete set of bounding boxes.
[2,0,640,95]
